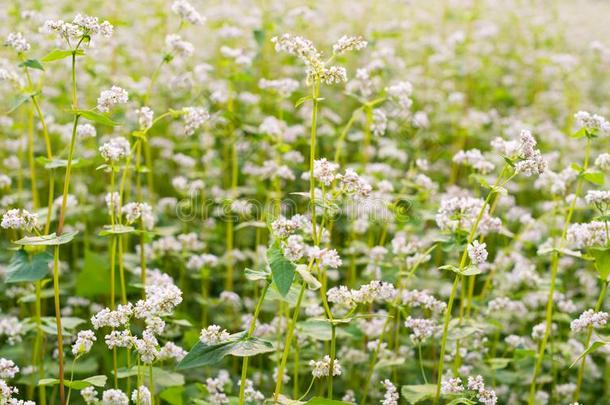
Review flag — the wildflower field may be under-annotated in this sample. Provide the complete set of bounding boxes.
[2,0,610,404]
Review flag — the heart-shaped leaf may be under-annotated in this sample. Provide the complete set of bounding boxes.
[5,250,52,283]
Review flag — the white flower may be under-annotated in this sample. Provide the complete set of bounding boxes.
[77,123,97,139]
[131,385,151,405]
[441,377,464,394]
[200,325,230,345]
[313,158,339,185]
[166,34,194,57]
[574,111,610,136]
[182,107,209,136]
[99,137,131,162]
[136,107,154,129]
[171,0,205,25]
[380,379,399,405]
[309,355,342,378]
[467,241,488,265]
[5,32,30,52]
[1,208,39,231]
[81,386,98,404]
[102,388,129,405]
[404,316,436,342]
[96,86,129,113]
[72,330,96,356]
[571,309,609,333]
[332,35,367,54]
[0,358,19,379]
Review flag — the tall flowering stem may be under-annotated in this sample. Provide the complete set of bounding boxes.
[528,137,591,404]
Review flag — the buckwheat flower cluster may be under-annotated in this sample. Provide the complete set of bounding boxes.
[102,388,129,405]
[131,385,151,405]
[386,81,413,110]
[99,137,131,162]
[0,358,19,379]
[96,86,129,113]
[0,316,24,344]
[77,123,97,139]
[585,190,610,209]
[1,208,39,231]
[404,316,437,342]
[435,196,501,235]
[166,34,194,57]
[271,214,308,238]
[4,32,30,53]
[441,377,464,394]
[200,325,230,345]
[122,202,155,230]
[332,35,367,54]
[380,379,399,405]
[401,290,446,313]
[574,111,610,136]
[313,158,339,185]
[282,234,306,261]
[327,286,356,308]
[467,375,497,405]
[258,78,300,97]
[309,355,342,378]
[72,329,96,356]
[515,130,546,176]
[307,246,342,268]
[81,386,98,404]
[187,254,219,270]
[91,303,133,329]
[571,309,609,333]
[468,241,488,265]
[453,149,495,174]
[239,379,265,403]
[320,65,347,84]
[567,222,607,249]
[182,107,209,136]
[371,109,387,136]
[206,370,230,404]
[338,169,372,197]
[352,280,397,304]
[136,106,154,130]
[171,0,205,25]
[595,153,610,170]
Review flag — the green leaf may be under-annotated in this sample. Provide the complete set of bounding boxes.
[39,375,106,389]
[36,157,81,169]
[99,224,135,236]
[13,231,78,246]
[159,386,184,405]
[570,340,608,368]
[446,398,477,405]
[76,110,119,126]
[589,247,610,280]
[76,250,111,297]
[115,367,184,388]
[401,384,436,404]
[295,264,321,290]
[7,93,35,114]
[19,59,44,70]
[488,357,512,370]
[177,335,274,370]
[40,49,83,62]
[5,250,52,283]
[570,127,587,139]
[244,267,271,281]
[438,264,461,274]
[295,96,313,108]
[253,29,265,47]
[461,265,483,276]
[582,169,605,185]
[267,244,296,297]
[302,397,350,405]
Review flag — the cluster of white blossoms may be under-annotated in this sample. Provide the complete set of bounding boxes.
[574,110,610,136]
[338,168,372,197]
[0,358,19,379]
[467,241,488,265]
[467,375,498,405]
[570,309,609,333]
[371,109,387,137]
[327,279,397,308]
[171,0,205,25]
[585,190,610,209]
[72,329,96,356]
[186,253,219,270]
[4,32,30,53]
[77,123,97,138]
[96,86,129,113]
[386,81,413,110]
[165,34,194,57]
[380,379,399,405]
[258,78,300,98]
[99,137,131,162]
[121,202,155,230]
[401,290,446,313]
[309,355,342,378]
[199,324,231,345]
[136,106,154,130]
[514,130,546,177]
[567,222,608,249]
[1,208,39,231]
[453,149,495,174]
[313,158,340,186]
[182,107,209,136]
[332,35,367,54]
[596,153,610,171]
[271,214,309,239]
[441,376,465,394]
[307,246,342,268]
[271,33,364,85]
[42,13,113,41]
[404,316,437,342]
[435,196,502,235]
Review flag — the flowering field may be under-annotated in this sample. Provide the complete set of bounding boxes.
[1,0,610,404]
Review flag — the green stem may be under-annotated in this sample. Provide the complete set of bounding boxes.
[52,245,66,405]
